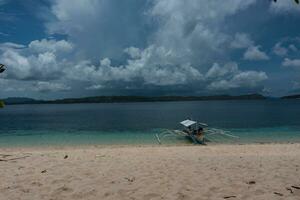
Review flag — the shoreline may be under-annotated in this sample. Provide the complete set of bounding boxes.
[0,141,299,151]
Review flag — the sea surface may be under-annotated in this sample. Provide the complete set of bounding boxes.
[0,100,300,147]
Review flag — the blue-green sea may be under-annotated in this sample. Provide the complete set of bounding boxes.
[1,100,300,147]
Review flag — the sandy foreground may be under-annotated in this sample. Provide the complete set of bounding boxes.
[1,144,300,200]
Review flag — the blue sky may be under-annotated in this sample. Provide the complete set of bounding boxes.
[0,0,300,99]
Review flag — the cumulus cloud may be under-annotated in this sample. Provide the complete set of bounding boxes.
[243,46,269,61]
[1,48,63,81]
[207,72,268,91]
[45,0,258,66]
[0,42,202,91]
[273,42,288,56]
[282,58,300,69]
[149,0,257,65]
[86,84,104,90]
[272,39,299,57]
[230,33,253,49]
[45,0,261,91]
[0,42,25,51]
[29,39,73,53]
[231,33,269,62]
[0,39,74,93]
[33,81,71,92]
[67,46,203,87]
[205,62,268,91]
[124,47,141,59]
[0,78,69,94]
[1,0,271,96]
[46,0,150,59]
[206,63,238,79]
[289,44,298,52]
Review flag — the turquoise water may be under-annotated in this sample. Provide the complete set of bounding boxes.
[0,100,300,147]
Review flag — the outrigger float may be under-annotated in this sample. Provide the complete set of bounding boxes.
[156,119,239,145]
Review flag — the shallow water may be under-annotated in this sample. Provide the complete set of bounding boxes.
[0,100,300,147]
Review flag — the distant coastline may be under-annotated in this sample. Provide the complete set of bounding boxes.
[2,94,270,105]
[281,94,300,99]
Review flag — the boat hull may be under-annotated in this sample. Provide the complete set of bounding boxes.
[186,134,205,145]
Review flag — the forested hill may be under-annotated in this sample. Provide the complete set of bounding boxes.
[281,94,300,99]
[3,94,267,105]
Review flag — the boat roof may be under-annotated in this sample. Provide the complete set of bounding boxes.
[198,122,208,127]
[180,119,197,127]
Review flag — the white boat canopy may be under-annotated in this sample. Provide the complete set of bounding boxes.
[180,119,197,127]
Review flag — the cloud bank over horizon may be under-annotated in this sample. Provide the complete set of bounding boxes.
[1,0,300,98]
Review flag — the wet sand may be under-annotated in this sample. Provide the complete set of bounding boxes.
[1,144,300,200]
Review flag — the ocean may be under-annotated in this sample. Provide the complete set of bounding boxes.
[0,100,300,147]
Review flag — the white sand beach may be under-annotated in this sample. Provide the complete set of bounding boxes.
[1,144,300,200]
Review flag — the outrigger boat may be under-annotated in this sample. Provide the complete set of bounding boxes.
[179,119,207,144]
[156,119,238,145]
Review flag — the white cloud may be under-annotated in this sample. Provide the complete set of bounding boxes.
[272,38,299,57]
[230,33,270,62]
[33,81,71,92]
[0,39,73,82]
[67,46,203,86]
[86,84,104,90]
[148,0,257,66]
[45,0,258,66]
[206,62,238,79]
[1,49,33,80]
[29,39,73,53]
[0,78,70,94]
[207,70,268,91]
[2,0,271,96]
[289,44,298,52]
[230,71,268,88]
[230,33,253,49]
[46,0,150,59]
[124,47,141,59]
[99,58,111,67]
[282,58,300,69]
[1,48,63,81]
[207,80,235,91]
[0,42,25,51]
[243,46,269,60]
[206,62,268,91]
[273,42,288,56]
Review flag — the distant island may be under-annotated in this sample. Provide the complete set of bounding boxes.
[281,94,300,99]
[2,94,268,105]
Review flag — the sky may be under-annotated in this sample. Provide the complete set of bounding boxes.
[0,0,300,99]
